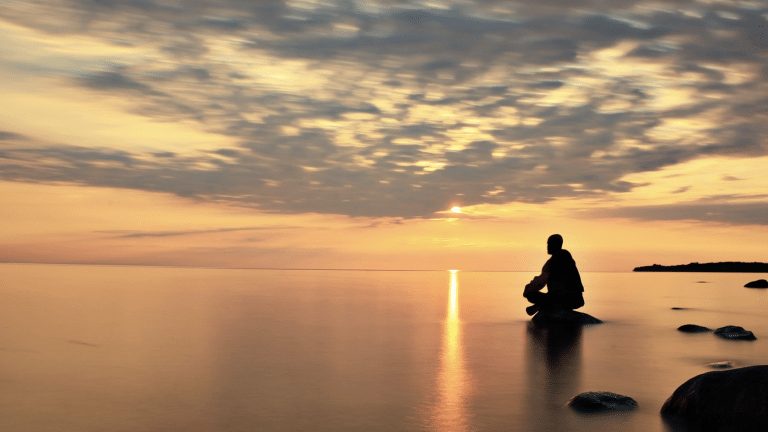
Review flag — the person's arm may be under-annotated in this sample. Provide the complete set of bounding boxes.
[523,256,554,296]
[523,270,550,295]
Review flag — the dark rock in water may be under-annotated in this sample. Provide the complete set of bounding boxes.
[661,365,768,431]
[745,279,768,288]
[531,309,602,326]
[707,361,734,369]
[714,325,756,340]
[568,391,638,412]
[671,307,688,310]
[677,324,711,333]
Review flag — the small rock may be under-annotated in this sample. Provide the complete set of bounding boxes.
[714,325,756,341]
[677,324,711,333]
[661,365,768,431]
[745,279,768,288]
[531,309,603,326]
[707,361,734,369]
[568,391,638,412]
[671,307,688,310]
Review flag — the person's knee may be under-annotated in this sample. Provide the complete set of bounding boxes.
[526,291,548,305]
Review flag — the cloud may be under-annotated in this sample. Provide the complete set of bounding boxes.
[99,226,299,239]
[0,131,26,141]
[593,201,768,226]
[0,0,766,219]
[78,70,155,93]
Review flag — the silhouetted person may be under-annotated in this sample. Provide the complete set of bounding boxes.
[523,234,585,316]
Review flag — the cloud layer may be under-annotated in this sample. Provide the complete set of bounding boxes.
[1,0,766,218]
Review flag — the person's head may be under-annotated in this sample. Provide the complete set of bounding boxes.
[547,234,563,255]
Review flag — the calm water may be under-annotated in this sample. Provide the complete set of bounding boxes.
[1,264,767,431]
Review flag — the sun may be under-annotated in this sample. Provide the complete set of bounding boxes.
[450,206,462,214]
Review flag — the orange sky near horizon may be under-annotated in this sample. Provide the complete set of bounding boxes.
[1,181,765,272]
[1,1,766,271]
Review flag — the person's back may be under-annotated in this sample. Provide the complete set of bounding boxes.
[545,248,584,302]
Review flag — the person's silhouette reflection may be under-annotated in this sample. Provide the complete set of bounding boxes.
[524,322,583,431]
[523,234,585,316]
[528,322,583,372]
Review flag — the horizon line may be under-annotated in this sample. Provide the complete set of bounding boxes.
[0,260,604,273]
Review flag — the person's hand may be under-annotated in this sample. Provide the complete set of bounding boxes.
[524,275,546,296]
[523,282,537,296]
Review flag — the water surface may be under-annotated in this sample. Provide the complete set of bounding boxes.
[1,264,766,431]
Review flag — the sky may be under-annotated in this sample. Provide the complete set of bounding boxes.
[0,0,766,271]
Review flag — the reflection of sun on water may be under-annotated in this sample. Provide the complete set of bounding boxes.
[429,269,469,431]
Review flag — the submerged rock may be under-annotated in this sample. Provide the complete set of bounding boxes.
[677,324,711,333]
[531,309,602,326]
[661,365,768,431]
[707,361,734,369]
[714,325,756,340]
[568,391,638,412]
[745,279,768,288]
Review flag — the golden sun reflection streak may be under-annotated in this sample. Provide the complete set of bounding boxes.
[430,270,470,431]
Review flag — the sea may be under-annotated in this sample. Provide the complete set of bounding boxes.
[1,263,766,431]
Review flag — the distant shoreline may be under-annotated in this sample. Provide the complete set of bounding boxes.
[634,262,768,273]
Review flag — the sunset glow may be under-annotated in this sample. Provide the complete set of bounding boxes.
[430,270,469,431]
[0,1,766,270]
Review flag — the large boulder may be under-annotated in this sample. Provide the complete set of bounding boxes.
[531,309,602,326]
[661,365,768,431]
[714,325,756,340]
[745,279,768,288]
[568,391,637,412]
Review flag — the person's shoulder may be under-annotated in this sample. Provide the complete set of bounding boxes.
[556,249,576,264]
